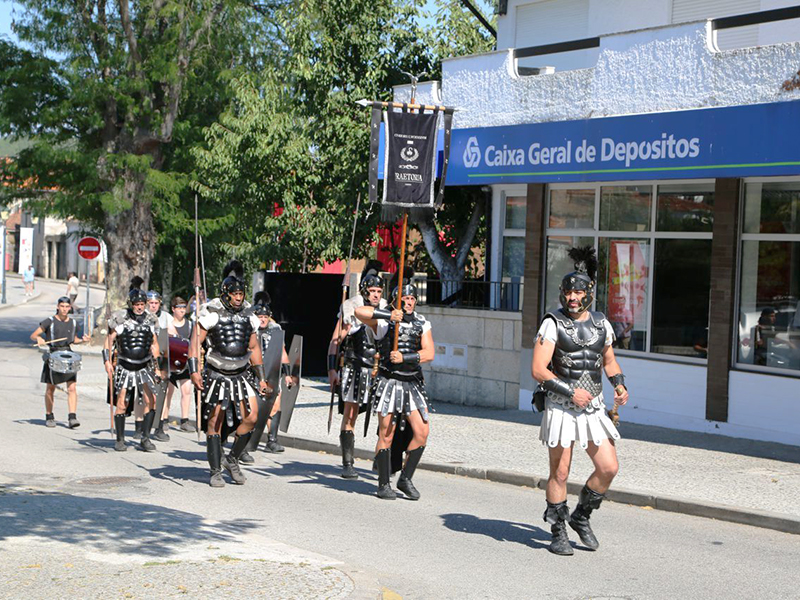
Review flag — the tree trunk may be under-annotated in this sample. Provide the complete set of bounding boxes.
[161,251,174,301]
[416,200,484,305]
[104,169,156,309]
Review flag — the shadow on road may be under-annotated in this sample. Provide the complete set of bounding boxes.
[0,487,261,557]
[252,459,378,495]
[439,513,551,550]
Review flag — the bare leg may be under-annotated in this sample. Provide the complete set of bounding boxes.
[404,410,429,453]
[44,384,56,414]
[546,444,574,504]
[585,441,619,494]
[180,379,192,419]
[66,381,78,414]
[376,414,395,451]
[164,382,175,420]
[340,401,359,432]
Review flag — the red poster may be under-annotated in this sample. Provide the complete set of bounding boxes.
[607,241,648,323]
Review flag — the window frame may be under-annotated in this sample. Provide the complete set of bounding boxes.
[733,175,800,379]
[543,179,715,365]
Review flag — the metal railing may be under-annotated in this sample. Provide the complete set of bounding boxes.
[415,278,523,312]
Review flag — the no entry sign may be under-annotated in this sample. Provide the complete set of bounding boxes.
[77,236,102,260]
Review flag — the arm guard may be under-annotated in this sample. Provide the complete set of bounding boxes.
[188,357,199,375]
[372,307,392,321]
[402,352,421,366]
[256,363,267,382]
[608,373,626,390]
[541,376,573,398]
[102,349,110,363]
[157,356,168,371]
[327,354,337,371]
[281,363,291,377]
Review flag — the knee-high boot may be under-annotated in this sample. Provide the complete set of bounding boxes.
[397,445,425,500]
[375,448,396,500]
[569,485,605,550]
[207,434,224,488]
[340,430,358,479]
[114,414,127,452]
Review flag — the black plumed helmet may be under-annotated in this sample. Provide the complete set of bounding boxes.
[127,276,147,309]
[253,290,272,317]
[220,259,246,311]
[559,246,597,315]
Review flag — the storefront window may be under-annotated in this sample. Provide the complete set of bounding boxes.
[744,182,800,234]
[651,239,712,357]
[657,184,714,232]
[544,236,594,311]
[545,182,713,361]
[502,237,525,279]
[600,185,651,231]
[549,188,594,229]
[505,195,526,229]
[596,238,649,351]
[738,240,800,371]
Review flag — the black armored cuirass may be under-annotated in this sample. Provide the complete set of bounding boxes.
[379,314,425,376]
[118,318,154,363]
[548,309,607,397]
[344,326,378,369]
[207,310,254,358]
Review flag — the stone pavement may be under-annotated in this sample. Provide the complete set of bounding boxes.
[276,380,800,533]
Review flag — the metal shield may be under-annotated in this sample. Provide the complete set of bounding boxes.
[278,334,303,433]
[247,327,285,451]
[153,377,168,425]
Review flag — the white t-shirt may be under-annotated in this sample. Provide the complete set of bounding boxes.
[67,276,80,295]
[536,316,614,347]
[154,310,174,331]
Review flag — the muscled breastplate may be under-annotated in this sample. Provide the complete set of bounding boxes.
[380,315,424,377]
[206,309,253,371]
[344,326,378,369]
[118,319,153,364]
[549,310,606,397]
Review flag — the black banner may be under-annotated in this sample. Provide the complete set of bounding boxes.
[368,104,455,221]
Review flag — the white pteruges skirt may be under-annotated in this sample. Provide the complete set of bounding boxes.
[539,394,620,449]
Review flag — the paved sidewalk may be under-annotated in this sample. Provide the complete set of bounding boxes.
[278,381,800,534]
[0,273,42,311]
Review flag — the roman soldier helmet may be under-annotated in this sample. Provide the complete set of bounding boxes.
[220,259,246,312]
[127,276,147,312]
[253,291,272,317]
[359,260,384,301]
[146,290,162,303]
[388,266,418,305]
[559,246,597,315]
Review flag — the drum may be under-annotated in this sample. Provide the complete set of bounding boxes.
[169,337,190,371]
[49,351,83,374]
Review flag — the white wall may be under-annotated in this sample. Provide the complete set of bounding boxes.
[442,21,800,130]
[499,0,800,54]
[728,371,800,445]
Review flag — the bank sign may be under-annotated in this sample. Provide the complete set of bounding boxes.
[447,100,800,184]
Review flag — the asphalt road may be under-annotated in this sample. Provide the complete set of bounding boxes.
[1,279,798,599]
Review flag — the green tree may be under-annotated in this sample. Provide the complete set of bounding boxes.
[0,0,265,305]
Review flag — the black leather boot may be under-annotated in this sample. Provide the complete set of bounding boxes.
[397,445,425,501]
[340,430,358,479]
[569,485,605,550]
[223,432,251,485]
[207,434,224,488]
[140,411,157,452]
[133,419,143,440]
[153,418,170,442]
[375,448,396,500]
[114,414,127,452]
[544,501,573,556]
[265,411,284,452]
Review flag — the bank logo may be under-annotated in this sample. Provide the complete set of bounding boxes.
[463,136,481,168]
[401,145,419,162]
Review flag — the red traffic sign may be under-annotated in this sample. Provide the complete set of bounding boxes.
[77,236,102,260]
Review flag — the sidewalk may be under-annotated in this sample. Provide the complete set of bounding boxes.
[280,381,800,535]
[0,273,42,311]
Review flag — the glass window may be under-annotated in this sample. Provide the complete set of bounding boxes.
[502,237,525,279]
[744,182,800,234]
[596,238,650,351]
[657,184,714,232]
[650,239,712,358]
[738,241,800,370]
[505,195,526,229]
[544,236,594,312]
[600,185,652,231]
[549,189,594,229]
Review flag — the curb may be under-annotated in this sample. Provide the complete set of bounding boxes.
[0,290,42,312]
[277,433,800,536]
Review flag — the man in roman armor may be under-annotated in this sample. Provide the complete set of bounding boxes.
[165,296,195,434]
[327,261,387,479]
[142,290,174,442]
[355,276,434,501]
[30,296,91,428]
[240,291,292,464]
[531,246,629,556]
[103,277,161,452]
[188,260,269,487]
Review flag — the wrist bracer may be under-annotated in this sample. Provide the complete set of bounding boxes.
[327,354,337,371]
[608,373,626,390]
[102,349,110,363]
[541,376,573,398]
[188,357,199,375]
[402,352,421,366]
[372,307,392,321]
